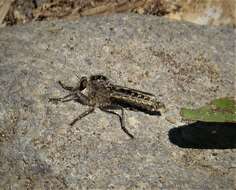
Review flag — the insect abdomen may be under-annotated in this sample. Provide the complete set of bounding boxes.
[111,95,162,115]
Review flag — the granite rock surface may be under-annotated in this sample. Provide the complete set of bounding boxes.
[0,14,235,189]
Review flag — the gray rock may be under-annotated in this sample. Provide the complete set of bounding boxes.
[0,14,235,189]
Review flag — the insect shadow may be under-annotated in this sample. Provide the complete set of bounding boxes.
[168,121,236,149]
[49,75,165,139]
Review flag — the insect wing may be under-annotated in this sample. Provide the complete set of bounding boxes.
[109,85,160,114]
[110,85,156,97]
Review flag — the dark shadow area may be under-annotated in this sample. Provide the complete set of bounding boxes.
[168,122,236,149]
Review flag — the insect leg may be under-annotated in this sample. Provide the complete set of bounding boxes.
[100,106,134,139]
[49,90,92,105]
[49,93,74,103]
[73,91,92,105]
[58,81,74,91]
[61,96,78,102]
[70,107,95,126]
[58,77,87,92]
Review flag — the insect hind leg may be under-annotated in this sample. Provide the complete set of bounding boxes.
[100,106,134,139]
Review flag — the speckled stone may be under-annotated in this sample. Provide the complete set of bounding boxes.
[0,14,235,189]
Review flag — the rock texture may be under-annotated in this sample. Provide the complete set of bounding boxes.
[0,14,235,189]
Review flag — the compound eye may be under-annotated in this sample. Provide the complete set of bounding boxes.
[79,76,88,91]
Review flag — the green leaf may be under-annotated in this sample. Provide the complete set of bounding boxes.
[180,97,236,123]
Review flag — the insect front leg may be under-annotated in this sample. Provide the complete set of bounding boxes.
[100,106,134,139]
[58,81,74,91]
[70,107,95,126]
[49,93,75,103]
[58,76,87,92]
[49,89,92,105]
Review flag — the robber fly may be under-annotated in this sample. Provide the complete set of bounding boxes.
[49,75,166,138]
